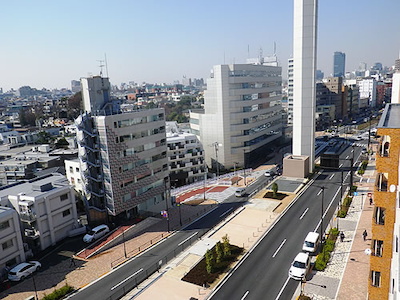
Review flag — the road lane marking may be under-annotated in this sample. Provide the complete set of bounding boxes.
[241,291,250,300]
[220,208,233,218]
[299,208,309,220]
[272,239,286,258]
[317,189,322,196]
[329,174,334,180]
[339,163,343,168]
[111,268,143,290]
[346,155,349,159]
[275,276,290,300]
[314,185,342,233]
[178,232,198,246]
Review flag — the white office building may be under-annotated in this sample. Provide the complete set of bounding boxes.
[166,121,205,187]
[190,62,282,170]
[76,76,169,223]
[358,78,377,107]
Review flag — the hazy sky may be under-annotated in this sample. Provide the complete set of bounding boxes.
[1,0,399,91]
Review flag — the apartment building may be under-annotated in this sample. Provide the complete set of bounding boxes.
[76,76,169,223]
[0,173,78,254]
[190,63,283,170]
[0,207,26,280]
[371,103,400,299]
[166,121,205,187]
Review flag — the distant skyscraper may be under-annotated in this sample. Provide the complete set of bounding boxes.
[292,0,318,173]
[333,51,346,77]
[316,69,324,80]
[71,80,81,93]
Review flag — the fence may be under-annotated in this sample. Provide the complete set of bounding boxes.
[105,231,200,300]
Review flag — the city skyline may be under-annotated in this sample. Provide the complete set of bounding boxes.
[1,0,400,91]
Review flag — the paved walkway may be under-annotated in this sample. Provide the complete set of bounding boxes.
[302,150,376,300]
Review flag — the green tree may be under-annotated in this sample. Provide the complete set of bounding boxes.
[271,183,278,198]
[55,137,69,149]
[36,131,54,144]
[205,249,215,274]
[222,234,231,257]
[215,242,224,263]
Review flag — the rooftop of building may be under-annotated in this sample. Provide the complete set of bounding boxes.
[0,173,70,199]
[378,103,400,129]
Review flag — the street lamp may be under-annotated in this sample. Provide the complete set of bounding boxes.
[177,203,182,226]
[211,142,222,180]
[243,149,247,186]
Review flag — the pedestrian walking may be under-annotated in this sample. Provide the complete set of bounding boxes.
[340,232,345,242]
[363,229,368,241]
[69,256,76,267]
[369,197,373,205]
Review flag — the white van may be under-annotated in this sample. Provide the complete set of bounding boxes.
[83,224,110,243]
[302,232,320,253]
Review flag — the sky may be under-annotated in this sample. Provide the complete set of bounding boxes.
[1,0,400,91]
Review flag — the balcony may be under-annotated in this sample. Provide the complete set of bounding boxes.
[376,173,388,192]
[25,229,40,239]
[20,212,37,222]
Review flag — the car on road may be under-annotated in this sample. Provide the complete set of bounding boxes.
[264,170,276,177]
[8,261,41,281]
[235,187,246,197]
[302,232,320,253]
[289,252,310,280]
[83,224,110,243]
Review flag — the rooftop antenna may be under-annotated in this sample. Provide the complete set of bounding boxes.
[97,59,105,77]
[258,47,264,65]
[104,53,109,78]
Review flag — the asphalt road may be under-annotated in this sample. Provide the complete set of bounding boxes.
[209,144,362,300]
[67,173,270,299]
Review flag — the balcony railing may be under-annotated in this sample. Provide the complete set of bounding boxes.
[20,212,37,222]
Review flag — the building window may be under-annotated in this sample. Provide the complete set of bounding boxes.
[373,207,385,225]
[69,166,73,173]
[0,220,10,231]
[372,240,383,257]
[76,167,80,172]
[2,239,13,250]
[371,271,381,287]
[60,194,69,201]
[62,209,71,217]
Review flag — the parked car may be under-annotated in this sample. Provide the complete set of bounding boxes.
[289,252,310,280]
[83,224,110,243]
[302,232,320,253]
[8,261,41,281]
[235,187,246,197]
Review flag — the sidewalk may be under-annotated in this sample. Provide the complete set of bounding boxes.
[303,152,375,300]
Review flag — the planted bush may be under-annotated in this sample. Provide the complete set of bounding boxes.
[42,284,74,300]
[313,228,339,271]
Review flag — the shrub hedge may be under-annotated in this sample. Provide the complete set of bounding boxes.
[314,228,339,271]
[42,284,74,300]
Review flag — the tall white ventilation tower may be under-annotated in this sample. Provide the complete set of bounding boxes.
[292,0,318,172]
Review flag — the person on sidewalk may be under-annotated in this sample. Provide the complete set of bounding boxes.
[369,197,373,205]
[69,256,76,268]
[340,232,345,242]
[363,229,368,241]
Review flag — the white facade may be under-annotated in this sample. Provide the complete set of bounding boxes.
[81,76,111,114]
[166,122,205,186]
[190,63,282,169]
[391,72,400,104]
[65,159,84,195]
[358,78,377,107]
[292,0,318,172]
[287,58,294,125]
[0,207,26,279]
[0,174,78,253]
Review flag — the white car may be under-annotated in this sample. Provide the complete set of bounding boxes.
[83,224,110,243]
[289,252,310,280]
[8,261,41,281]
